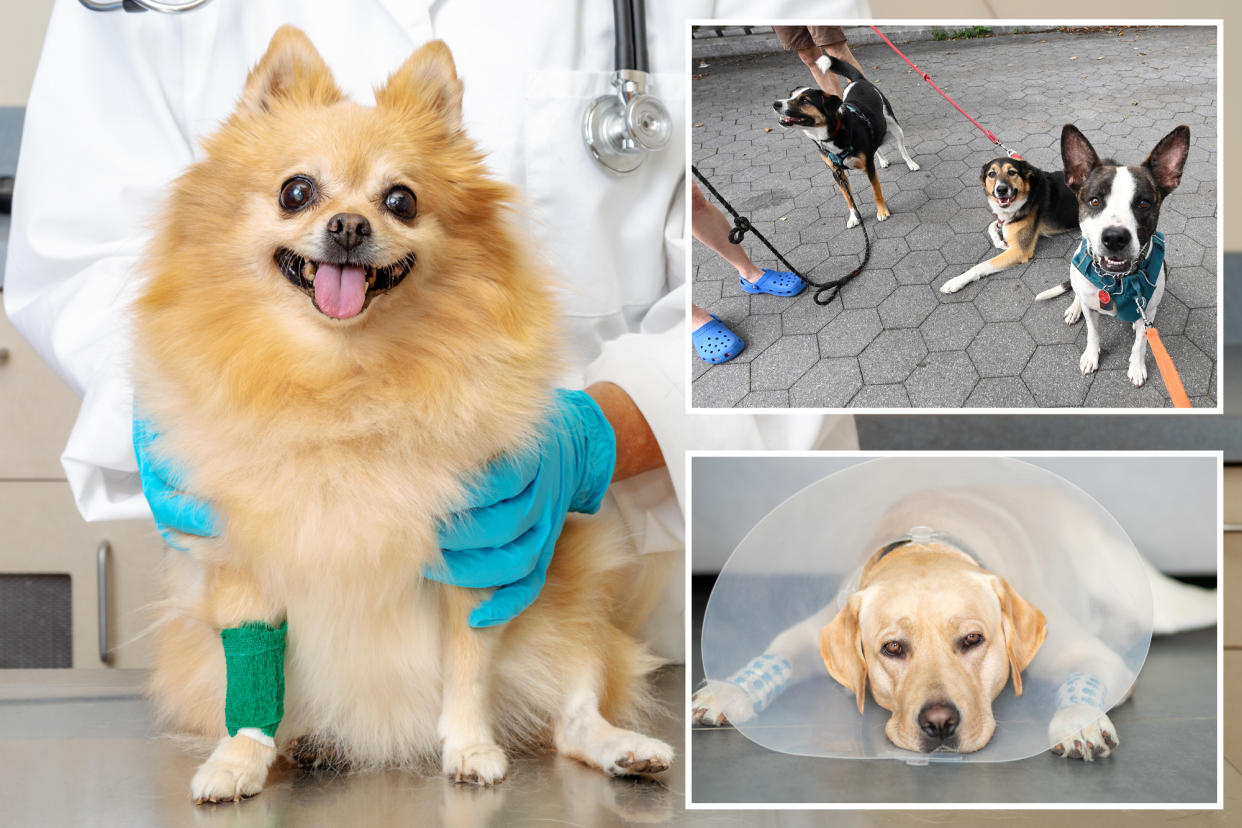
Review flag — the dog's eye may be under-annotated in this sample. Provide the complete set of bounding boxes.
[881,641,904,657]
[384,186,418,221]
[987,170,996,178]
[1137,199,1152,210]
[1088,196,1102,208]
[279,176,317,212]
[962,633,984,649]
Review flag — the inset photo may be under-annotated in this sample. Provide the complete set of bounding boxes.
[688,453,1221,806]
[689,23,1220,410]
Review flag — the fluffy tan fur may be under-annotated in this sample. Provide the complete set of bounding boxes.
[134,27,665,795]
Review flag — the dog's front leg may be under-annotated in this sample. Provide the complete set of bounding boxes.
[439,587,507,785]
[1048,673,1121,761]
[191,563,284,804]
[1127,320,1149,387]
[1079,306,1101,374]
[823,157,861,229]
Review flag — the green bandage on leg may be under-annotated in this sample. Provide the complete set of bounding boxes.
[221,620,287,738]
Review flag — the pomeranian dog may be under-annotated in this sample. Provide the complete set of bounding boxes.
[133,27,672,803]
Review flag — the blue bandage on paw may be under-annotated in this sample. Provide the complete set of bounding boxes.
[1056,672,1106,710]
[725,654,793,714]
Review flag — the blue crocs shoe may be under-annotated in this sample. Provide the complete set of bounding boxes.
[693,314,745,364]
[739,269,806,297]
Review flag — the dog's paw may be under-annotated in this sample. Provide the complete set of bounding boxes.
[988,223,1007,249]
[845,211,860,229]
[606,734,675,779]
[940,275,968,295]
[443,742,508,786]
[905,159,921,171]
[876,152,891,168]
[876,207,890,222]
[1079,348,1099,375]
[691,681,756,727]
[191,735,276,804]
[1049,706,1118,761]
[288,733,349,771]
[1128,359,1148,387]
[1063,298,1082,325]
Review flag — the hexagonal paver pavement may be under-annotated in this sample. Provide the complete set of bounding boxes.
[692,26,1217,408]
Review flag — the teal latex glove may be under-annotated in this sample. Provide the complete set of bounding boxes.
[132,413,221,550]
[428,389,617,628]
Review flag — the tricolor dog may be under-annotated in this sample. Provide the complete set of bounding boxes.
[1036,124,1190,387]
[771,55,919,230]
[939,157,1079,294]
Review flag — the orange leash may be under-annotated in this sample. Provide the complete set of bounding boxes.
[1145,327,1191,408]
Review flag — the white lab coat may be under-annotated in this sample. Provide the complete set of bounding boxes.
[3,0,866,659]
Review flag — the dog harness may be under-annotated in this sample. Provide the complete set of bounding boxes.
[1072,231,1165,323]
[814,102,872,168]
[222,620,287,738]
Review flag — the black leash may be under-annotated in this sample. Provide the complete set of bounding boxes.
[691,164,870,307]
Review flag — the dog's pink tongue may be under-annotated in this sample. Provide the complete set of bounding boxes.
[314,263,367,319]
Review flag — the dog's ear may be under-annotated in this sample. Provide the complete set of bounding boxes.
[1144,125,1191,195]
[820,592,868,713]
[1061,124,1099,191]
[990,575,1047,696]
[375,40,463,131]
[240,26,342,114]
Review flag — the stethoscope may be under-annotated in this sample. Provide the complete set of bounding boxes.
[582,0,671,174]
[79,0,671,174]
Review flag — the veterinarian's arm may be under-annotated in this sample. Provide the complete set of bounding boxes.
[585,381,663,481]
[4,4,194,522]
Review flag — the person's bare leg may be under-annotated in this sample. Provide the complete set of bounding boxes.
[798,46,842,97]
[691,183,763,283]
[691,303,713,330]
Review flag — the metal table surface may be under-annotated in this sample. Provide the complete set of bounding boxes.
[0,667,693,828]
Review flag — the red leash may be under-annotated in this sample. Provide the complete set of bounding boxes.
[869,25,1023,160]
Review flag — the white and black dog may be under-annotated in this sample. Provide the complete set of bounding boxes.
[1036,124,1190,387]
[771,55,919,229]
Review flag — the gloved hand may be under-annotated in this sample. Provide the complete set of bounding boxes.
[132,413,221,550]
[428,389,617,628]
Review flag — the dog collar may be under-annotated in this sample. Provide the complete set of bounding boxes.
[1072,231,1165,323]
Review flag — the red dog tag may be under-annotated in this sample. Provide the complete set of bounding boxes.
[1098,289,1111,306]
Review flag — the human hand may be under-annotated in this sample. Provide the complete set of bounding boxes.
[428,389,616,628]
[132,413,220,550]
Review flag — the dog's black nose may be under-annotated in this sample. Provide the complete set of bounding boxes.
[994,184,1011,197]
[327,212,371,251]
[772,101,782,112]
[918,702,960,741]
[1101,226,1131,253]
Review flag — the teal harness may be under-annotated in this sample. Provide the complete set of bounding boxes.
[815,102,870,168]
[1071,231,1165,323]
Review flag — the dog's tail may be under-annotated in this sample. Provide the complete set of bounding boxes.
[814,54,865,84]
[1035,280,1072,301]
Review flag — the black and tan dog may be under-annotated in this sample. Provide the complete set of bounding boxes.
[939,157,1079,294]
[772,55,919,230]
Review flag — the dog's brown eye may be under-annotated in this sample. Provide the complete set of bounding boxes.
[279,176,316,212]
[882,641,904,657]
[1088,196,1102,208]
[987,170,996,178]
[1137,199,1152,210]
[962,633,984,649]
[384,186,417,220]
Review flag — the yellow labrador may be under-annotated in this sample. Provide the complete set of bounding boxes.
[817,539,1046,753]
[693,485,1215,761]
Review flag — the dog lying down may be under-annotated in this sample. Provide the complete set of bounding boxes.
[692,489,1216,761]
